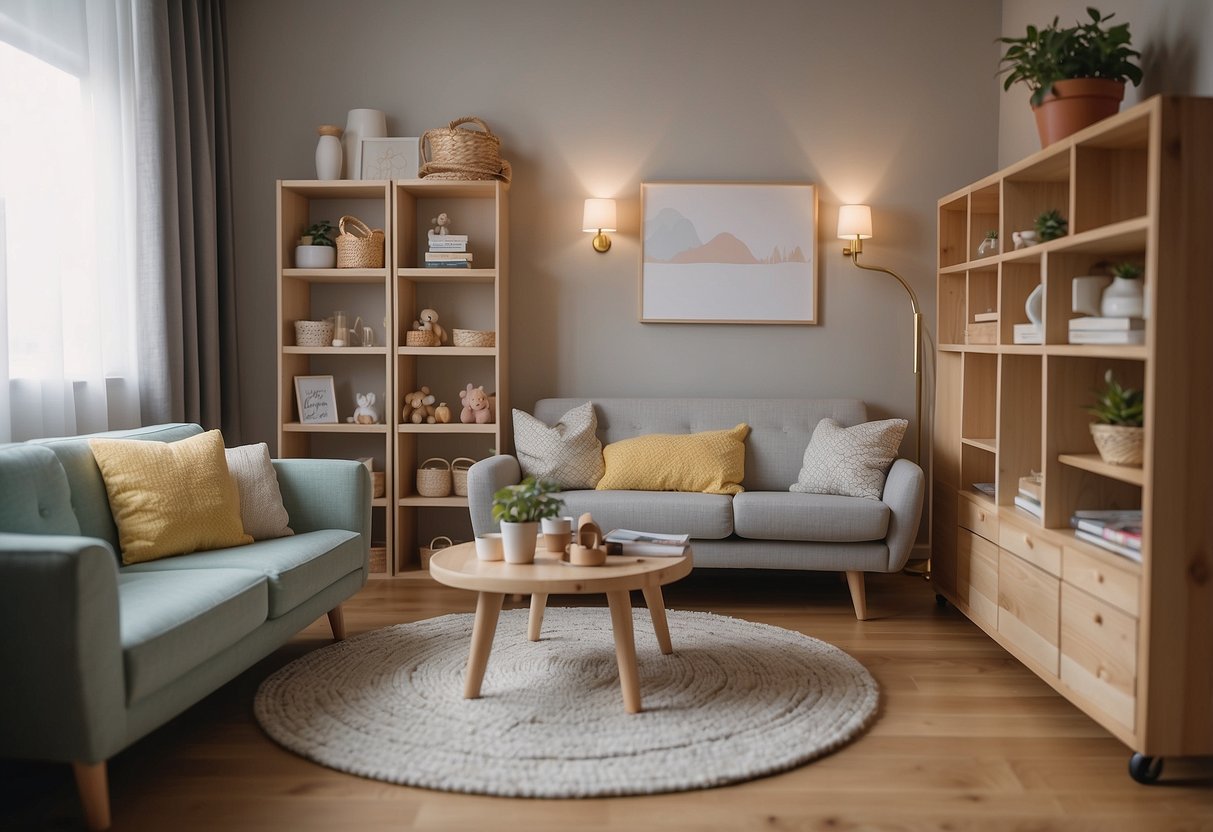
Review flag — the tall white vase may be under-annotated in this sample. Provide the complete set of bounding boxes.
[342,108,387,180]
[315,125,342,180]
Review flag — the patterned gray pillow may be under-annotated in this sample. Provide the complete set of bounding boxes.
[225,443,293,539]
[790,418,908,500]
[512,401,605,490]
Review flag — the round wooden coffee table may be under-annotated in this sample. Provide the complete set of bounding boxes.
[429,543,693,713]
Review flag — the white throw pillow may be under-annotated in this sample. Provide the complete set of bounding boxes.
[225,443,294,539]
[512,401,605,490]
[790,418,908,500]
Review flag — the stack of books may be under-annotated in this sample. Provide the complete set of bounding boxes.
[425,234,472,268]
[1013,323,1042,344]
[1068,316,1144,345]
[603,529,689,557]
[1014,473,1042,518]
[1069,509,1142,563]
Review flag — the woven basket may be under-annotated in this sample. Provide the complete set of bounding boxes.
[368,546,387,574]
[371,471,385,499]
[419,536,454,570]
[452,328,495,348]
[294,320,335,347]
[420,117,512,183]
[405,330,441,347]
[452,457,475,497]
[336,215,385,268]
[416,457,451,497]
[1090,424,1144,466]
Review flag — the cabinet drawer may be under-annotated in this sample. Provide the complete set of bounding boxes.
[999,515,1061,576]
[998,549,1060,675]
[957,529,998,629]
[1062,546,1140,617]
[1060,584,1137,731]
[959,496,998,543]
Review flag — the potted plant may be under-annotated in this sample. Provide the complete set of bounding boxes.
[295,220,336,269]
[977,229,998,257]
[1088,369,1144,466]
[998,7,1143,147]
[1100,261,1145,318]
[491,476,564,563]
[1034,208,1068,241]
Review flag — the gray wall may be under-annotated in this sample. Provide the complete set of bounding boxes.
[999,0,1213,166]
[228,0,1003,453]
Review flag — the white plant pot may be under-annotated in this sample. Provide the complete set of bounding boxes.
[500,521,539,564]
[1100,276,1144,318]
[295,245,336,269]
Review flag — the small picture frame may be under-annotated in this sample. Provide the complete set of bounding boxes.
[294,375,338,424]
[360,137,420,180]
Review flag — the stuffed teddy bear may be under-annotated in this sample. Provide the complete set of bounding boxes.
[346,392,379,425]
[412,308,447,345]
[427,212,451,242]
[400,386,437,424]
[459,383,493,424]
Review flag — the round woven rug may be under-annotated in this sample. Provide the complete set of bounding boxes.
[254,607,878,797]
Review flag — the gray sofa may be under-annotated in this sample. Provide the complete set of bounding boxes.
[469,398,924,619]
[0,423,370,830]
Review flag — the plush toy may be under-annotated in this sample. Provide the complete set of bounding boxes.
[433,402,452,424]
[346,392,379,425]
[427,212,451,242]
[459,383,493,424]
[412,308,448,345]
[400,386,437,424]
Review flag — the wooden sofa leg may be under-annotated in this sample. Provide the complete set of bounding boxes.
[845,571,869,620]
[72,761,111,831]
[327,605,346,640]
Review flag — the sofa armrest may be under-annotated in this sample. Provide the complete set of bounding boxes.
[467,455,522,536]
[273,459,371,577]
[0,533,126,763]
[881,458,925,571]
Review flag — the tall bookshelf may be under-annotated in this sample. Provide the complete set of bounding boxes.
[932,96,1212,781]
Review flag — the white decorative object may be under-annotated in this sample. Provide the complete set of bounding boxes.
[1025,283,1044,326]
[315,125,342,180]
[346,392,379,425]
[1101,275,1145,318]
[1012,230,1038,250]
[976,234,998,257]
[1072,275,1111,316]
[342,108,387,180]
[500,521,539,563]
[428,212,452,242]
[294,245,336,269]
[360,137,419,180]
[475,533,504,561]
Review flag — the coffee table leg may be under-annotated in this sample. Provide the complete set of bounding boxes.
[528,592,548,641]
[464,591,505,699]
[641,586,673,655]
[606,590,642,714]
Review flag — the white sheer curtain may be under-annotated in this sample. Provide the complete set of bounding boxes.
[0,0,140,442]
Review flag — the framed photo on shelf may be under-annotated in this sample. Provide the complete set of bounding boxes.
[360,137,420,180]
[640,181,818,324]
[294,375,338,424]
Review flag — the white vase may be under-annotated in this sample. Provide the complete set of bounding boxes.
[295,245,336,269]
[1025,283,1044,327]
[1100,276,1144,318]
[500,521,539,564]
[342,108,387,180]
[315,126,342,180]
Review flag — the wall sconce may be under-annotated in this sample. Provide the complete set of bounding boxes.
[837,204,874,256]
[582,198,617,253]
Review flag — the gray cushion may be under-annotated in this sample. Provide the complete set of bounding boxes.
[555,490,733,539]
[118,567,266,703]
[733,491,889,542]
[533,398,867,492]
[120,529,362,618]
[513,402,604,489]
[0,444,81,536]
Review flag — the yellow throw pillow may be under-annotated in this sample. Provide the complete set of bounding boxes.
[597,424,750,495]
[90,430,252,564]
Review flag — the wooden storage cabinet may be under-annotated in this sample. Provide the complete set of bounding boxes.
[931,96,1213,774]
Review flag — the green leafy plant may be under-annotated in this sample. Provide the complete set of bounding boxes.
[299,220,336,247]
[491,476,564,523]
[1088,369,1143,427]
[1035,209,1068,241]
[998,7,1143,106]
[984,229,998,240]
[1111,261,1143,280]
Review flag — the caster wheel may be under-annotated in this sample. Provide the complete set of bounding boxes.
[1128,753,1163,784]
[935,593,948,608]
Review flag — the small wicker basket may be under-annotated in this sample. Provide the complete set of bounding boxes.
[419,535,454,570]
[368,546,387,574]
[336,215,385,268]
[294,320,334,347]
[371,471,385,499]
[452,457,475,497]
[452,329,495,348]
[1090,423,1144,466]
[405,330,441,347]
[416,457,452,497]
[420,117,512,183]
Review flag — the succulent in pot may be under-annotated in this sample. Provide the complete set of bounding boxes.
[977,229,999,257]
[1034,209,1068,241]
[1101,261,1146,318]
[491,476,564,563]
[1087,369,1144,466]
[295,220,337,269]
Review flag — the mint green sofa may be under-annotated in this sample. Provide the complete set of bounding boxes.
[0,424,370,830]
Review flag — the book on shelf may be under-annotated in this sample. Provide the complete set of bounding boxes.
[425,251,474,262]
[1070,509,1142,550]
[973,311,999,323]
[1013,494,1042,518]
[1068,316,1144,331]
[423,261,471,268]
[1018,474,1042,501]
[1074,529,1142,563]
[972,482,995,498]
[1013,323,1042,344]
[1068,329,1145,345]
[428,234,469,244]
[603,528,689,557]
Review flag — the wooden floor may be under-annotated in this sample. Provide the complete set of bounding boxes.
[3,570,1211,830]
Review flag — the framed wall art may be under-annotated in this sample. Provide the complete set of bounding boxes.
[360,137,420,180]
[294,375,338,424]
[640,181,818,324]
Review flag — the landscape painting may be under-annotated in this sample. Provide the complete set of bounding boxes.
[641,182,817,323]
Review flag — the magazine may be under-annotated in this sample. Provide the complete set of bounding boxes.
[1070,509,1143,550]
[603,529,689,557]
[1074,529,1142,563]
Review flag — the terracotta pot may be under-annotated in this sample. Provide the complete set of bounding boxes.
[1032,78,1125,147]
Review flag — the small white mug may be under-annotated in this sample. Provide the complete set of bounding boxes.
[475,533,503,561]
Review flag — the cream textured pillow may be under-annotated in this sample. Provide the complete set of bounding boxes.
[790,418,908,500]
[89,430,252,564]
[225,443,293,540]
[597,424,750,495]
[513,402,605,489]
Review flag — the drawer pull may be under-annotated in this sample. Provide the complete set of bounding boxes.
[1097,666,1109,681]
[1094,613,1104,626]
[1095,570,1105,584]
[1024,535,1034,549]
[978,511,986,522]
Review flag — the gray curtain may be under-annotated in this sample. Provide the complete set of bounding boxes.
[133,0,240,439]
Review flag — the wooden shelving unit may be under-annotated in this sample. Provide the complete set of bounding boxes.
[931,96,1213,776]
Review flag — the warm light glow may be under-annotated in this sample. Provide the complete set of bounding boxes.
[837,204,874,240]
[582,198,617,232]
